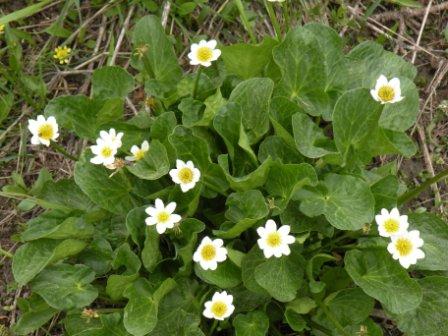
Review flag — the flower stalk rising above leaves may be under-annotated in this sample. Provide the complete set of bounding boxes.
[193,236,228,270]
[387,230,425,269]
[203,291,235,321]
[145,198,182,234]
[28,115,59,147]
[370,74,404,104]
[169,159,201,192]
[53,46,72,64]
[125,140,149,161]
[257,219,295,258]
[375,208,409,238]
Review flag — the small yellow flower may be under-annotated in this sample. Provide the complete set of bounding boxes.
[0,24,5,34]
[53,46,71,64]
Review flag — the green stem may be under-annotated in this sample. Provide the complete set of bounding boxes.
[192,66,202,99]
[321,305,350,336]
[282,1,291,33]
[208,320,218,336]
[0,246,13,258]
[264,1,281,39]
[234,0,257,43]
[50,141,78,161]
[398,167,448,205]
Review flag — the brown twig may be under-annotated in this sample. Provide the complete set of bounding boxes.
[411,0,433,64]
[372,1,448,21]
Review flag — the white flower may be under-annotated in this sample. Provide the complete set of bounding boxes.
[99,128,123,148]
[193,236,227,270]
[90,138,117,166]
[370,75,404,104]
[257,220,295,258]
[188,40,221,67]
[387,230,425,269]
[145,198,182,234]
[375,208,409,238]
[28,115,59,146]
[169,159,201,192]
[125,140,149,161]
[203,291,235,321]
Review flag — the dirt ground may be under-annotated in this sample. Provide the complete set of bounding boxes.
[0,1,447,334]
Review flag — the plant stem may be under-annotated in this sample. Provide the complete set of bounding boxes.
[192,66,202,99]
[282,1,291,33]
[321,305,350,336]
[208,320,218,336]
[0,246,13,258]
[234,0,257,43]
[398,167,448,205]
[50,141,78,161]
[264,1,282,39]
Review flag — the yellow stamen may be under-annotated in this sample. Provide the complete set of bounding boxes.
[178,167,193,184]
[53,46,71,64]
[266,232,282,247]
[395,238,413,257]
[134,149,145,161]
[384,218,399,234]
[37,124,54,140]
[378,85,395,102]
[196,47,213,62]
[211,301,227,318]
[200,244,216,261]
[101,146,113,158]
[157,211,170,223]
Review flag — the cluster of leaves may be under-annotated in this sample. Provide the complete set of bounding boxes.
[5,15,448,336]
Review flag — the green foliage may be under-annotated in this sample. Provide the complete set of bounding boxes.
[6,16,447,336]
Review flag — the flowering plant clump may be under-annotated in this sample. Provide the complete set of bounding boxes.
[5,15,448,336]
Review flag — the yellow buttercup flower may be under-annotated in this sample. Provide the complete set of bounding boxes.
[53,46,71,64]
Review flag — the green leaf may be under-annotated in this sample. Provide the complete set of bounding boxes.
[176,218,205,275]
[333,88,383,164]
[0,92,13,124]
[273,27,328,117]
[181,90,226,127]
[221,38,277,79]
[233,310,269,336]
[228,78,274,144]
[78,238,113,276]
[194,260,241,288]
[132,15,181,88]
[371,175,399,211]
[264,162,317,211]
[39,179,96,211]
[241,246,270,296]
[394,276,448,336]
[92,66,134,99]
[12,295,57,335]
[296,174,375,231]
[292,113,337,158]
[142,225,162,272]
[379,77,419,132]
[123,278,158,336]
[74,154,135,214]
[408,213,448,271]
[345,248,422,314]
[30,264,98,310]
[44,95,123,139]
[214,189,269,238]
[323,288,375,326]
[126,206,147,249]
[12,238,87,285]
[254,248,305,302]
[258,136,303,164]
[64,312,130,336]
[269,96,303,149]
[126,140,170,180]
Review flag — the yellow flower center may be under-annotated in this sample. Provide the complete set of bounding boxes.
[384,218,399,234]
[134,149,146,161]
[37,124,54,140]
[157,211,170,223]
[101,146,113,158]
[395,238,413,257]
[54,46,71,63]
[266,232,282,247]
[211,301,227,318]
[196,46,213,62]
[378,85,395,102]
[178,167,193,184]
[200,244,216,261]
